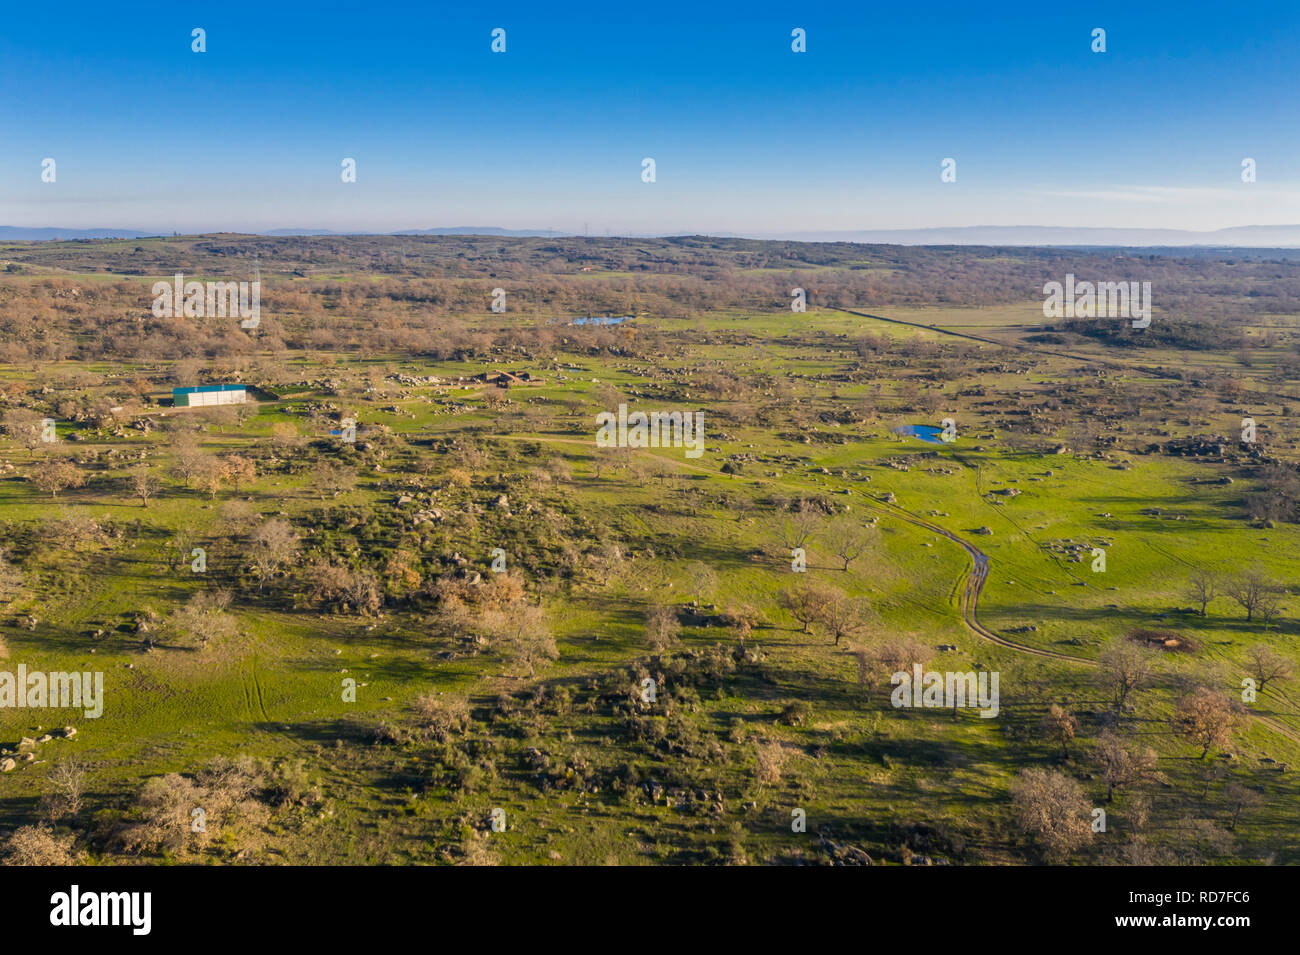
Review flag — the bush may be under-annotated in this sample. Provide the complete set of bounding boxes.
[1,825,79,865]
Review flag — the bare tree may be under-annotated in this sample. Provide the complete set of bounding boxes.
[2,408,50,456]
[1,825,79,865]
[1224,565,1279,623]
[342,568,381,616]
[42,757,87,821]
[1094,730,1161,802]
[1184,567,1218,617]
[312,459,357,500]
[411,693,470,743]
[854,638,934,701]
[812,589,871,645]
[1224,783,1262,832]
[778,582,834,633]
[170,433,205,487]
[1009,768,1093,863]
[1039,704,1079,759]
[1245,643,1294,694]
[777,500,821,553]
[30,458,84,499]
[825,514,873,572]
[270,422,302,451]
[685,560,718,607]
[585,541,625,588]
[1173,686,1245,758]
[130,465,160,507]
[1254,590,1284,630]
[222,454,256,493]
[247,518,299,591]
[481,600,556,678]
[195,454,225,500]
[171,589,237,650]
[1096,638,1157,715]
[753,739,787,792]
[644,603,681,653]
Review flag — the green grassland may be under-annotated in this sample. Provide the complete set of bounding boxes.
[1,258,1298,865]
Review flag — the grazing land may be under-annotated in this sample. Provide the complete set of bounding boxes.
[0,235,1297,865]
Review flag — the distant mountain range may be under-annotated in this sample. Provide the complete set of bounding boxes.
[0,226,158,240]
[5,224,1300,247]
[757,225,1300,247]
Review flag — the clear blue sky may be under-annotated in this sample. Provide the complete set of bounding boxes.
[2,0,1297,234]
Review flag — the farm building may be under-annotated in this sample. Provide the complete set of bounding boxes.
[474,371,542,389]
[173,384,248,408]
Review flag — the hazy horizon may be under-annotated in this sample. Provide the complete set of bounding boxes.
[8,223,1300,249]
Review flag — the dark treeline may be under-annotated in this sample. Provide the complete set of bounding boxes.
[2,234,1298,362]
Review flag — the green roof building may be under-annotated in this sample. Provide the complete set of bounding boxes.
[173,384,248,408]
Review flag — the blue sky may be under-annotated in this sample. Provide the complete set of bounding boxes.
[2,0,1297,233]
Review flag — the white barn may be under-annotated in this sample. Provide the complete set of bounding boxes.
[173,384,248,408]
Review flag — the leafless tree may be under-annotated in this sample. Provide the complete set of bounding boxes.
[777,500,821,553]
[42,757,87,820]
[825,514,873,571]
[1184,567,1218,617]
[222,454,256,492]
[2,408,46,455]
[312,459,357,500]
[1224,783,1262,831]
[685,560,717,606]
[130,465,160,507]
[1039,704,1079,759]
[1224,565,1280,623]
[644,603,681,653]
[248,518,299,590]
[753,739,787,791]
[778,582,834,633]
[171,589,237,650]
[1172,686,1245,758]
[1010,768,1093,863]
[170,433,205,487]
[1,825,79,865]
[1096,638,1157,714]
[1245,643,1294,694]
[480,600,556,678]
[195,454,225,500]
[812,589,871,645]
[1094,730,1161,802]
[30,457,84,499]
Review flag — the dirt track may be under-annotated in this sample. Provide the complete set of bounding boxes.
[502,433,1300,746]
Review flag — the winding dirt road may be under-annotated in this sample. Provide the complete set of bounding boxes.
[501,434,1300,746]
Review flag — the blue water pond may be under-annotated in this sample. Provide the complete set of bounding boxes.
[893,424,948,445]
